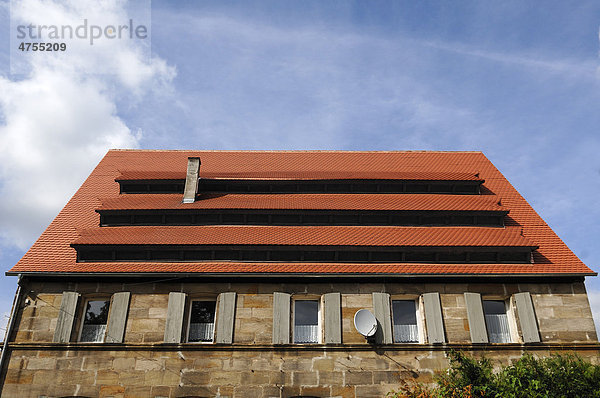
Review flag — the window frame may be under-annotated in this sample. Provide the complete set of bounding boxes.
[77,297,111,343]
[186,298,217,344]
[390,296,426,344]
[292,296,322,344]
[481,297,519,344]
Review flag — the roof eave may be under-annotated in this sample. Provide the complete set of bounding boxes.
[6,271,597,278]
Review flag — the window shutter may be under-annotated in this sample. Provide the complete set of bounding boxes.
[164,292,186,343]
[464,292,488,343]
[323,292,341,344]
[215,292,236,344]
[105,292,130,343]
[422,292,446,343]
[372,292,392,344]
[272,292,291,344]
[53,291,80,343]
[514,292,540,343]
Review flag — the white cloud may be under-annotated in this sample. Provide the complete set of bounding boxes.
[0,0,176,249]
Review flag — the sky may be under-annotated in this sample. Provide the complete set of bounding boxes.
[0,0,599,333]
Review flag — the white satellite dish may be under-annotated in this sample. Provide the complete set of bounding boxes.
[354,309,378,337]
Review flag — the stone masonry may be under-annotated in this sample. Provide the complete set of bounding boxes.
[3,279,599,398]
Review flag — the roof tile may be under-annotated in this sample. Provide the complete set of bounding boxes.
[98,193,505,212]
[72,225,533,247]
[8,150,594,276]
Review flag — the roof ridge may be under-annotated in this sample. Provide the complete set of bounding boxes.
[108,149,485,154]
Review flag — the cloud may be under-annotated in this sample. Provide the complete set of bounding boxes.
[143,12,500,151]
[413,38,599,81]
[0,0,176,249]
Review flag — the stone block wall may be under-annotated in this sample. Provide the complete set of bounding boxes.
[3,278,598,397]
[14,280,598,345]
[4,345,600,398]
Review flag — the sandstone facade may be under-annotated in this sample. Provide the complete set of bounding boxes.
[2,278,598,397]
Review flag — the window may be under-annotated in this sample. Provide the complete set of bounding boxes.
[187,300,216,343]
[293,300,320,343]
[483,300,511,343]
[391,300,419,343]
[79,299,110,342]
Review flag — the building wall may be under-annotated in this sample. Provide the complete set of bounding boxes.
[3,279,599,398]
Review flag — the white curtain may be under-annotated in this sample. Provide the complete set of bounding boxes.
[189,322,215,342]
[485,314,511,343]
[81,324,107,342]
[393,324,419,343]
[294,325,318,343]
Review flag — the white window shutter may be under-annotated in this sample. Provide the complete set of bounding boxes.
[272,292,291,344]
[164,292,186,343]
[372,292,393,344]
[422,292,446,343]
[105,292,130,343]
[53,291,80,343]
[514,292,541,343]
[215,292,236,344]
[323,292,341,344]
[464,292,488,343]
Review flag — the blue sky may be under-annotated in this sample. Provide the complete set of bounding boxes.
[0,0,599,332]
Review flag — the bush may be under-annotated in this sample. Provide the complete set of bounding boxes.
[387,351,600,398]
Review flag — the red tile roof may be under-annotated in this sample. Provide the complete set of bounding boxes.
[8,150,595,276]
[72,225,533,247]
[98,193,505,212]
[116,170,483,181]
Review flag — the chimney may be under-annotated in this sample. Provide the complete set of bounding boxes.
[182,157,201,203]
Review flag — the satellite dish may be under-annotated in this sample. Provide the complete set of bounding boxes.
[354,309,378,337]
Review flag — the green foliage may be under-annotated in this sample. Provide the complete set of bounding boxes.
[387,351,600,398]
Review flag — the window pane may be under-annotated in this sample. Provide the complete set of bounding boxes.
[438,252,467,262]
[379,183,403,192]
[337,251,369,262]
[361,214,389,225]
[294,300,319,343]
[246,214,269,224]
[302,214,329,224]
[469,252,497,262]
[477,216,501,225]
[303,251,336,262]
[483,300,505,315]
[222,214,245,224]
[115,250,147,261]
[405,252,436,262]
[433,184,453,193]
[391,215,420,225]
[392,301,418,343]
[240,250,269,261]
[326,183,351,192]
[183,250,212,260]
[421,216,446,225]
[331,214,359,224]
[195,214,220,224]
[451,215,475,225]
[81,300,109,342]
[405,184,428,192]
[271,214,301,224]
[371,251,403,262]
[165,214,193,224]
[270,251,302,261]
[102,214,132,225]
[189,301,216,342]
[134,214,163,224]
[483,300,511,343]
[455,184,478,193]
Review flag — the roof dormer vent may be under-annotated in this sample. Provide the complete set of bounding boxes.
[182,157,201,203]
